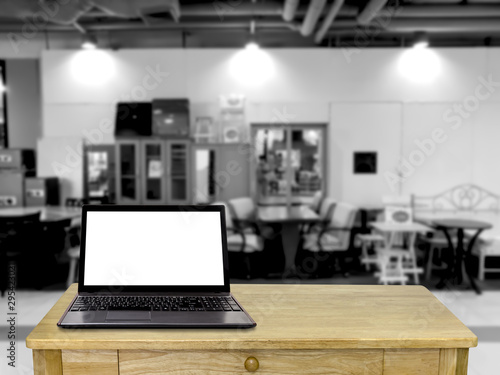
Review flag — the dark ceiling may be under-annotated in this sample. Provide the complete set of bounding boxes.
[2,0,500,48]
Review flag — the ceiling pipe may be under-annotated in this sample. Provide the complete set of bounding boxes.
[300,0,327,37]
[314,0,345,44]
[283,0,300,22]
[324,18,500,33]
[396,5,500,18]
[0,20,301,32]
[357,0,389,25]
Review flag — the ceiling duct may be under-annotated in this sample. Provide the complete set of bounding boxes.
[0,0,93,25]
[315,0,345,44]
[93,0,181,22]
[283,0,300,22]
[300,0,327,37]
[357,0,389,25]
[0,0,181,26]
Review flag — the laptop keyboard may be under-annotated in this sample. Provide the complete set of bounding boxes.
[70,296,241,312]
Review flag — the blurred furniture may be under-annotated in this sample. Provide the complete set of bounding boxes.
[0,206,81,222]
[370,222,428,284]
[192,144,250,204]
[116,139,191,204]
[25,177,60,206]
[432,219,491,294]
[0,148,36,207]
[0,212,41,295]
[228,197,257,232]
[83,144,116,203]
[413,184,500,281]
[214,202,263,279]
[356,233,385,271]
[27,284,478,375]
[258,205,319,275]
[301,202,358,277]
[308,190,323,213]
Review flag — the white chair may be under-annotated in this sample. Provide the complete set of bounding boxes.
[213,202,264,279]
[474,239,500,280]
[308,190,323,214]
[356,233,385,271]
[301,202,358,276]
[228,197,258,232]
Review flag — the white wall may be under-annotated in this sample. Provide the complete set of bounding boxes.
[39,48,500,204]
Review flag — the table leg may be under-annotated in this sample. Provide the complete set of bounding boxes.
[455,229,465,285]
[281,222,301,275]
[438,227,483,294]
[437,228,455,290]
[464,229,484,295]
[33,349,63,375]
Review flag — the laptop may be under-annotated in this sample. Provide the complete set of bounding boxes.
[57,205,256,328]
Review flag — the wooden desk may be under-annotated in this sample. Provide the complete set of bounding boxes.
[258,206,319,274]
[27,284,476,374]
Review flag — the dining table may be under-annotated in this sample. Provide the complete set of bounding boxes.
[0,206,81,223]
[430,218,492,294]
[258,205,319,276]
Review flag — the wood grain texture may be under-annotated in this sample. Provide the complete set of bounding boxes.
[26,284,477,350]
[33,349,63,375]
[439,349,457,375]
[62,350,118,375]
[384,349,440,375]
[456,349,469,375]
[119,349,383,375]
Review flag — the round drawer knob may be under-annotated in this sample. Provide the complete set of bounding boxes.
[244,356,259,372]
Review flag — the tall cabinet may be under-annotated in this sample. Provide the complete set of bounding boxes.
[116,139,191,204]
[193,143,250,204]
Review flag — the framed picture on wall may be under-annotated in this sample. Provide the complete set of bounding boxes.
[353,152,377,174]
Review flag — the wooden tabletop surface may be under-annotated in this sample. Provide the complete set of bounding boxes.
[257,205,319,223]
[26,284,477,351]
[370,221,431,233]
[432,218,493,230]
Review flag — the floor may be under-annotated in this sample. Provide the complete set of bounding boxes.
[0,281,498,374]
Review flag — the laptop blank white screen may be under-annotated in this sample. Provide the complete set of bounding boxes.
[83,211,225,286]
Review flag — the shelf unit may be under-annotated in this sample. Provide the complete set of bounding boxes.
[115,139,191,204]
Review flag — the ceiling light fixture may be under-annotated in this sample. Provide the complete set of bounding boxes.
[81,34,98,50]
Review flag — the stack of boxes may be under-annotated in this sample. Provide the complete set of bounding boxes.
[0,148,59,207]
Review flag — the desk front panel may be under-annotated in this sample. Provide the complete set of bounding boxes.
[54,348,466,375]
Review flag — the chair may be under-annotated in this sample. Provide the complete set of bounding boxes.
[356,233,385,271]
[301,202,358,277]
[213,201,264,279]
[309,190,323,214]
[418,230,456,280]
[303,197,336,234]
[474,239,500,280]
[0,212,42,295]
[227,197,257,231]
[64,198,85,286]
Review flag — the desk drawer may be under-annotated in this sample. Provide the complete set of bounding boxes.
[119,349,383,375]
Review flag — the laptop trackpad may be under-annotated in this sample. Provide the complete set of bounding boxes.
[106,311,151,321]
